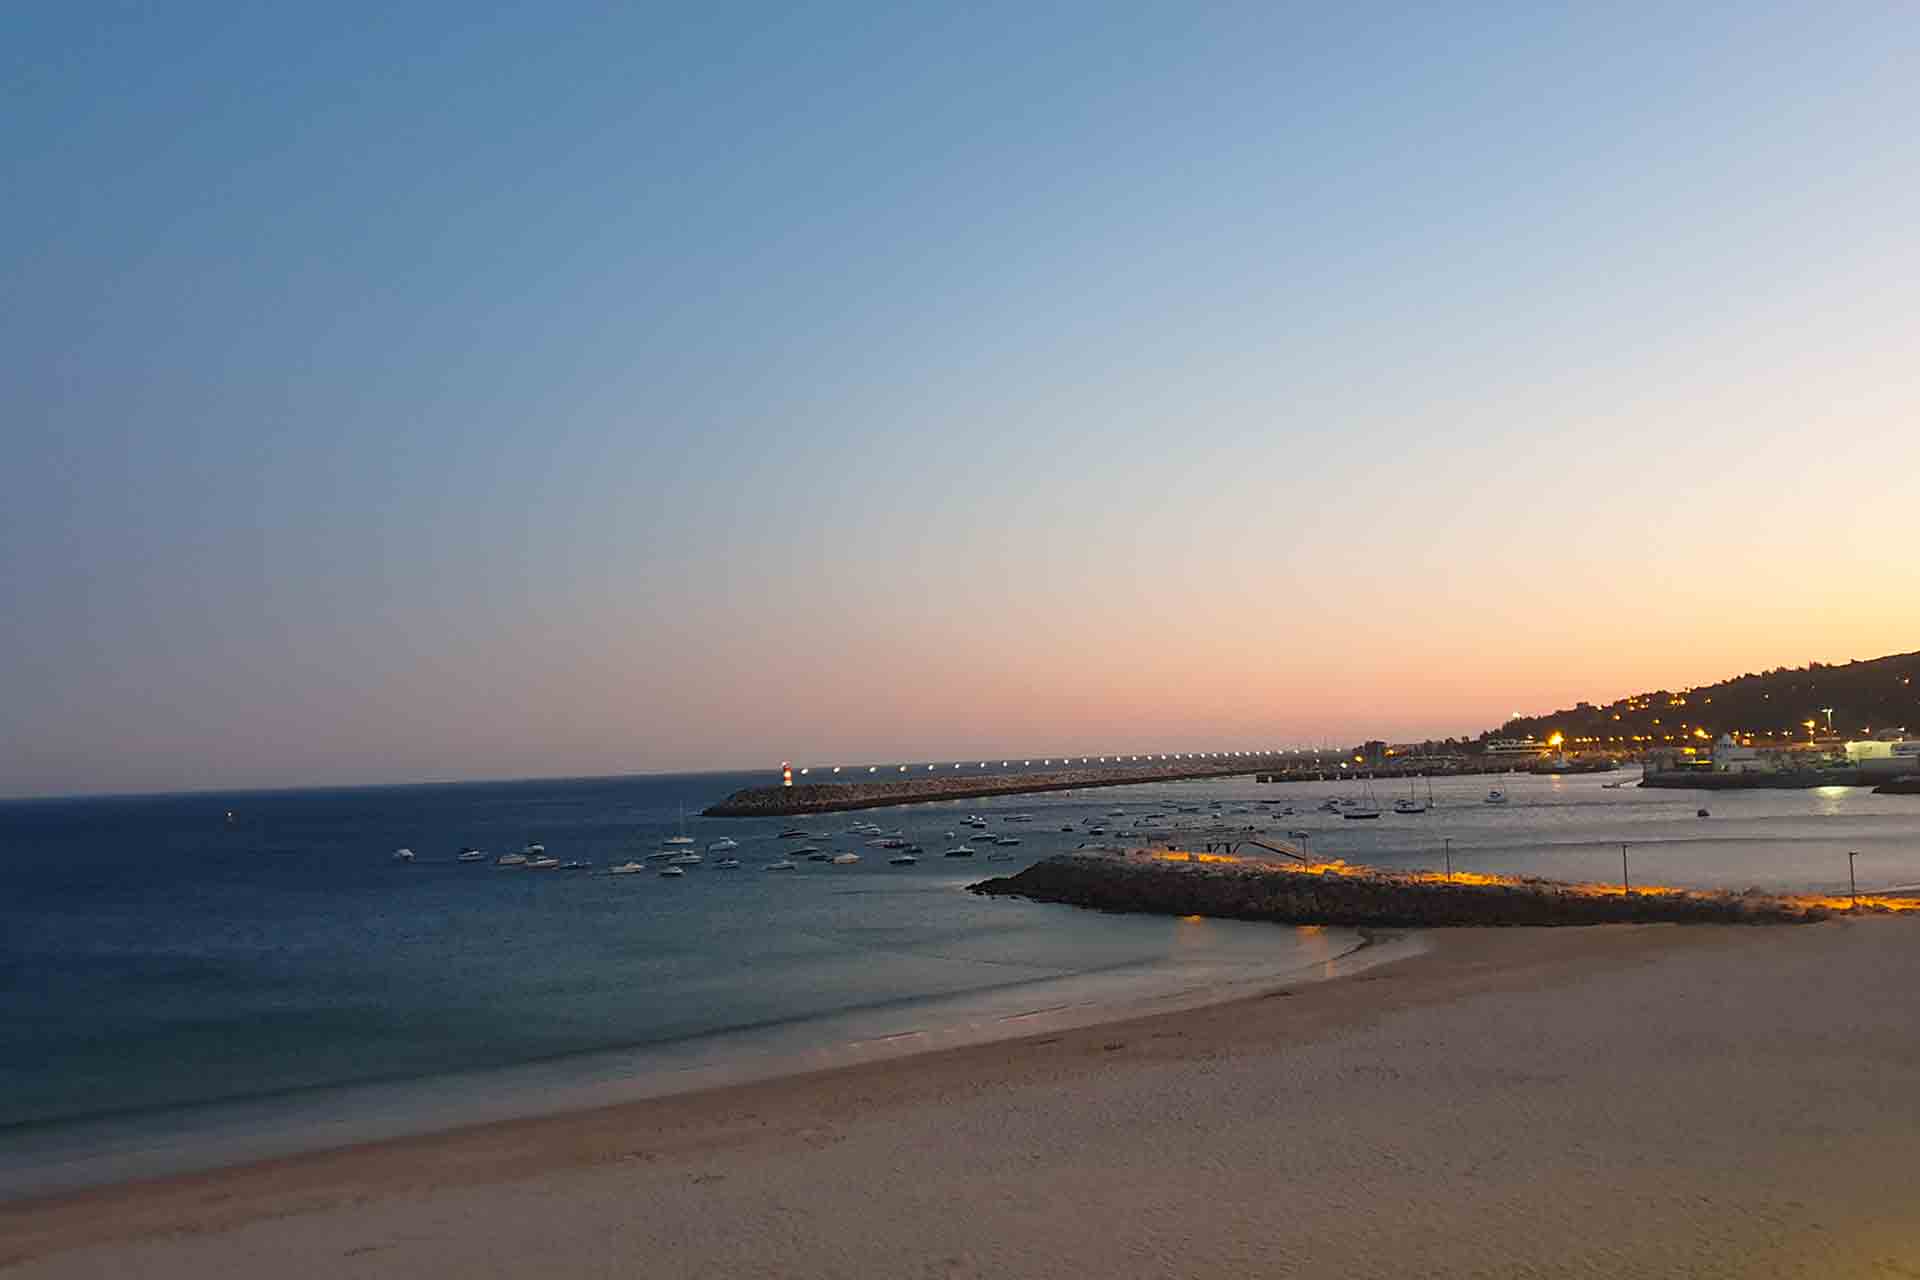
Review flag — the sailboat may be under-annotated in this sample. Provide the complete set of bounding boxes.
[662,806,696,849]
[1393,776,1429,815]
[1343,779,1382,819]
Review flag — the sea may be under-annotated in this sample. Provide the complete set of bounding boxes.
[4,765,1915,1198]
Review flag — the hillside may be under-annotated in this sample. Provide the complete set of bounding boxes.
[1488,651,1920,750]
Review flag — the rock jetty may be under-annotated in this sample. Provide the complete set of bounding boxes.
[702,763,1266,818]
[970,851,1835,927]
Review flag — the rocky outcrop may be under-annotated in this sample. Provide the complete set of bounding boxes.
[969,853,1833,927]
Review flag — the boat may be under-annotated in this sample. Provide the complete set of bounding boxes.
[1601,781,1627,789]
[525,856,561,870]
[713,857,742,869]
[1697,808,1710,818]
[993,836,1021,846]
[1088,827,1106,835]
[558,860,590,871]
[391,848,415,862]
[1344,781,1382,819]
[889,853,918,865]
[668,851,702,866]
[707,837,740,851]
[1003,814,1033,823]
[1486,789,1510,805]
[609,860,646,875]
[942,845,976,857]
[1393,777,1429,815]
[495,852,529,867]
[456,847,487,863]
[778,828,811,839]
[807,851,834,862]
[1106,809,1126,816]
[764,859,797,871]
[662,806,696,849]
[1286,830,1312,839]
[791,846,822,857]
[986,851,1015,861]
[830,852,861,865]
[1060,824,1076,832]
[659,865,685,877]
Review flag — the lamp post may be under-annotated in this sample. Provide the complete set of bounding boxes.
[1444,837,1453,883]
[1848,851,1858,908]
[1621,843,1631,896]
[1822,707,1836,735]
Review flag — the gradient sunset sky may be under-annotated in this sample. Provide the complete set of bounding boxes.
[5,3,1917,797]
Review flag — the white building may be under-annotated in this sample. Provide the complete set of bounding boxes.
[1711,734,1769,773]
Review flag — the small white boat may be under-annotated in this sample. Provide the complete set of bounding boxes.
[456,848,487,863]
[807,851,834,862]
[495,852,528,867]
[558,860,590,871]
[1342,806,1382,820]
[659,865,685,877]
[662,805,696,848]
[708,837,740,851]
[993,836,1021,846]
[669,851,703,866]
[392,848,415,863]
[765,859,797,871]
[525,856,561,870]
[609,860,646,875]
[1004,814,1033,823]
[1393,799,1427,815]
[888,853,918,865]
[942,846,976,857]
[831,852,861,865]
[1486,789,1510,805]
[713,857,742,869]
[778,828,810,839]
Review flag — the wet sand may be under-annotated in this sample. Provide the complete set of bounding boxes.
[6,920,1918,1277]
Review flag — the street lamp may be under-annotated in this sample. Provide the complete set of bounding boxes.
[1848,851,1858,908]
[1621,843,1631,895]
[1822,707,1835,735]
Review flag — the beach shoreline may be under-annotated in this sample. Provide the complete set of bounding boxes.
[11,918,1918,1275]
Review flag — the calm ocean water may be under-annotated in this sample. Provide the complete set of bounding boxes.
[4,766,1914,1195]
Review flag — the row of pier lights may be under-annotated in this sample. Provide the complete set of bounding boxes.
[780,750,1334,783]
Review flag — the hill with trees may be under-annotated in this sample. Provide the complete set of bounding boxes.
[1486,651,1919,752]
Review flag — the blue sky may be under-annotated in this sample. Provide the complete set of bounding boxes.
[5,2,1917,796]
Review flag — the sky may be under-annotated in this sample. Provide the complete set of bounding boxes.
[4,2,1917,797]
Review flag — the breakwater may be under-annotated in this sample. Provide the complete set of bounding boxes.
[1640,769,1868,790]
[970,851,1837,927]
[702,764,1262,817]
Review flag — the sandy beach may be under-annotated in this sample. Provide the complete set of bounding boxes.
[6,919,1918,1278]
